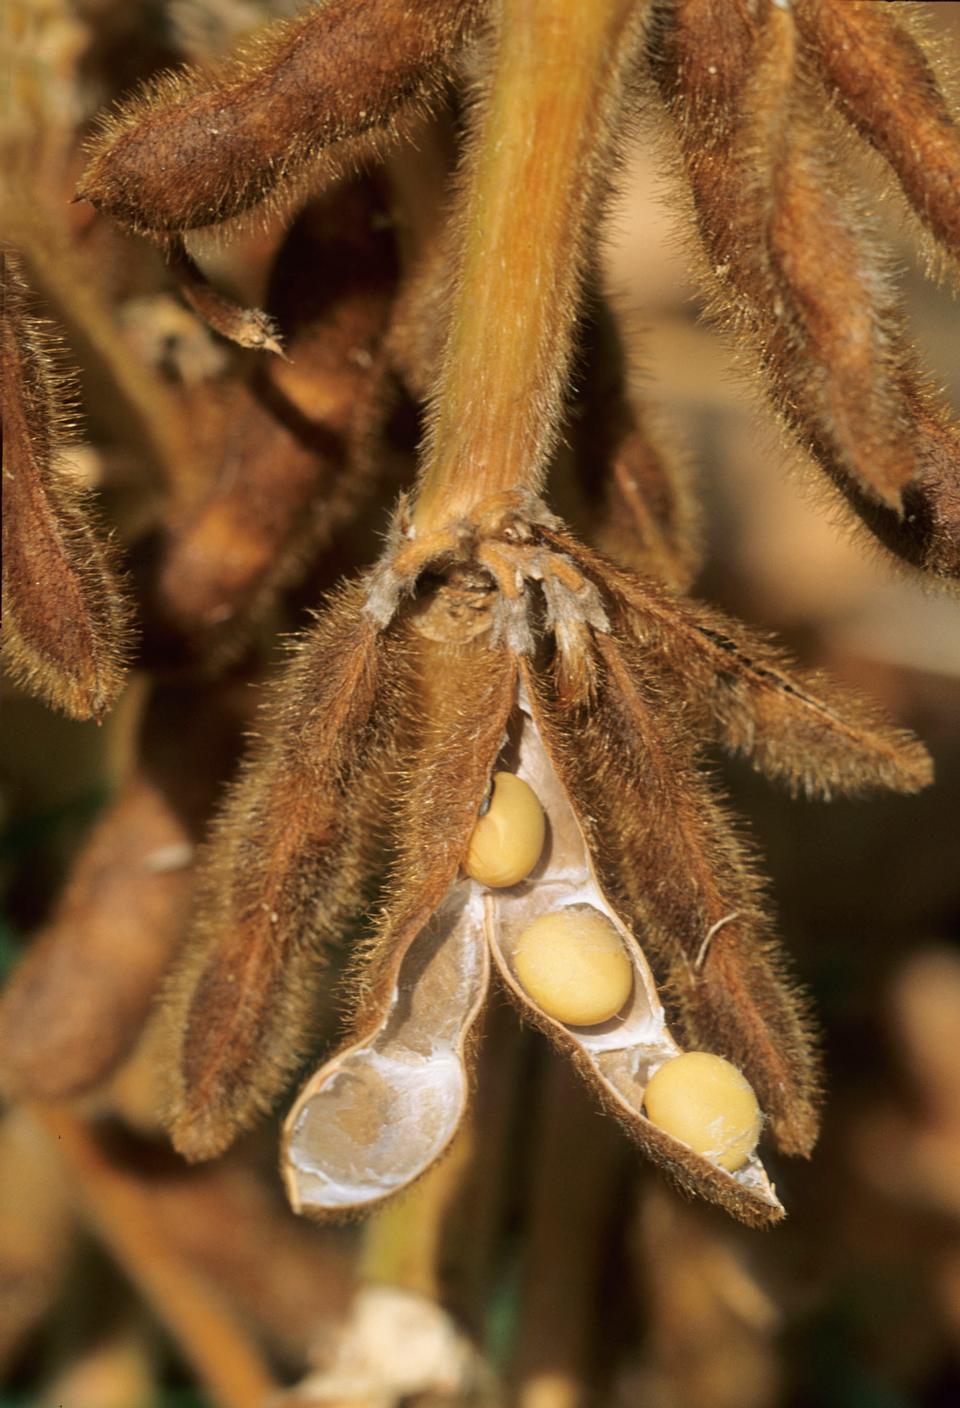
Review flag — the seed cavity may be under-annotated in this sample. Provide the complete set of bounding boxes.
[642,1051,762,1172]
[511,904,634,1026]
[464,771,545,888]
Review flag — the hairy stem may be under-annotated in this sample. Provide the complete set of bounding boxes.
[412,0,644,532]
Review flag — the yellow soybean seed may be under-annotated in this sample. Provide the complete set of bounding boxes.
[464,772,546,888]
[642,1052,762,1171]
[512,906,634,1025]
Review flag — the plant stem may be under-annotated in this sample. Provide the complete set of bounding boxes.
[359,1123,474,1301]
[412,0,643,533]
[511,1053,626,1408]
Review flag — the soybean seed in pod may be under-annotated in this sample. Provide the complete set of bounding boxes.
[512,905,634,1025]
[464,772,546,888]
[642,1052,762,1171]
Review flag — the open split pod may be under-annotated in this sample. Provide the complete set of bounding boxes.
[167,497,930,1227]
[283,587,786,1228]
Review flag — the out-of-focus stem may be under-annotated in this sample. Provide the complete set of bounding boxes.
[511,1054,626,1408]
[32,1107,275,1408]
[359,1002,525,1331]
[412,0,641,532]
[359,1122,474,1300]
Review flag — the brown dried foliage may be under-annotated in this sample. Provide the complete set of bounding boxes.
[0,1104,350,1394]
[34,1108,278,1408]
[78,0,485,236]
[632,1182,781,1408]
[1,254,133,719]
[142,1153,353,1364]
[0,1108,73,1374]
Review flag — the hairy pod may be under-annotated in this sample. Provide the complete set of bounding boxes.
[652,0,960,577]
[543,527,934,802]
[654,0,922,511]
[528,639,820,1159]
[281,563,788,1228]
[796,0,960,276]
[825,371,960,583]
[78,0,485,236]
[1,255,133,719]
[164,585,398,1160]
[284,618,517,1216]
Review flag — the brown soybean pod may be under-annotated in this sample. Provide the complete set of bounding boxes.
[79,0,485,235]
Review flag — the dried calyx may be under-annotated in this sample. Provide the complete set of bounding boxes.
[163,491,930,1230]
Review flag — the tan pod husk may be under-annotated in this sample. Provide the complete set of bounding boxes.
[283,884,490,1214]
[283,623,517,1217]
[487,692,783,1227]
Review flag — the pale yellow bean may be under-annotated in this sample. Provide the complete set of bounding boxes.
[512,906,633,1025]
[464,772,545,887]
[643,1052,762,1171]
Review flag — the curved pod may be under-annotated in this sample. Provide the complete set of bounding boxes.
[283,884,489,1215]
[486,695,782,1224]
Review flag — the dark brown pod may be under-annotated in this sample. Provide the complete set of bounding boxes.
[824,370,960,583]
[653,0,960,566]
[78,0,485,236]
[796,0,960,273]
[539,525,933,801]
[164,586,396,1161]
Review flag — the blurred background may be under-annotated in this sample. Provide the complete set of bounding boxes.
[2,2,960,1405]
